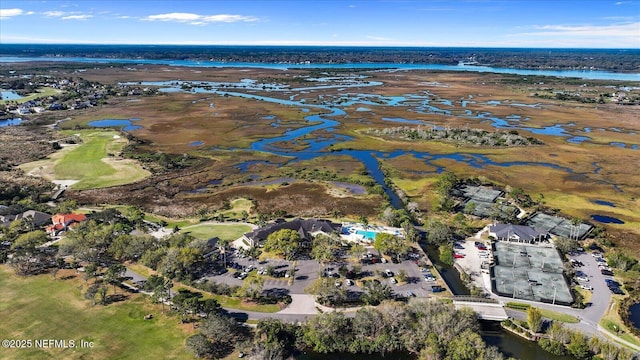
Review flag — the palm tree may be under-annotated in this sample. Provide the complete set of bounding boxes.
[155,278,173,314]
[570,218,582,240]
[217,238,231,268]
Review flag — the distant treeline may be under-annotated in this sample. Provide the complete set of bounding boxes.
[2,44,639,72]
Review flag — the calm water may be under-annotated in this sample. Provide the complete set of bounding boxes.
[629,303,640,330]
[87,119,142,131]
[592,200,616,207]
[1,56,639,81]
[0,118,23,127]
[1,90,23,100]
[590,214,625,224]
[481,322,577,360]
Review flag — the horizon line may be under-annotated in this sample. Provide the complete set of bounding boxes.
[2,43,640,50]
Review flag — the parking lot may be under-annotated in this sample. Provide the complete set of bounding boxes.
[202,246,444,298]
[566,250,613,324]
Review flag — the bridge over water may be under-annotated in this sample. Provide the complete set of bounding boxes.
[452,296,509,321]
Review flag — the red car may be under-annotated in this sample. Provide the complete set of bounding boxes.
[454,253,465,259]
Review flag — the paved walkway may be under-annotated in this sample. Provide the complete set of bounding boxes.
[277,294,318,315]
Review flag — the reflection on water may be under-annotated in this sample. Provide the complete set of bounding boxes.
[88,119,141,131]
[481,322,577,360]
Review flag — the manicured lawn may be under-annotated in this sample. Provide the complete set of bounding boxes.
[0,266,192,360]
[505,302,579,323]
[143,213,198,229]
[220,198,255,220]
[537,308,579,323]
[170,282,281,313]
[599,299,640,348]
[181,223,252,241]
[54,130,149,189]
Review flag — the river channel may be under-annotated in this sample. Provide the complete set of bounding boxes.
[2,56,639,81]
[110,79,598,209]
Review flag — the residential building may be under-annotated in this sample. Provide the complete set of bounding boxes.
[46,213,87,236]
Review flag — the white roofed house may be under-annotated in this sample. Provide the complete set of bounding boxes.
[489,223,548,244]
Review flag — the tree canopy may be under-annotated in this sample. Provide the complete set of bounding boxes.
[264,229,301,260]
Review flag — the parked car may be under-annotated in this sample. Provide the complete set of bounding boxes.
[601,269,614,276]
[454,253,465,259]
[431,285,444,293]
[389,277,397,284]
[335,280,341,287]
[406,291,416,297]
[580,284,593,291]
[605,279,621,287]
[384,269,394,277]
[345,279,354,286]
[611,287,625,295]
[238,272,248,280]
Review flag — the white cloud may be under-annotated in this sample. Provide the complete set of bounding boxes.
[615,1,631,5]
[0,8,23,19]
[527,22,640,37]
[143,12,257,25]
[366,35,393,41]
[61,14,93,20]
[43,11,65,17]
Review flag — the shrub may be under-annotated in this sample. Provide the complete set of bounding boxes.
[539,339,567,356]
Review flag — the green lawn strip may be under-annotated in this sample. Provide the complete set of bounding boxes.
[171,283,280,313]
[538,308,579,323]
[599,298,640,348]
[143,213,197,229]
[181,223,252,241]
[0,87,60,105]
[505,302,579,323]
[0,266,191,360]
[600,319,640,348]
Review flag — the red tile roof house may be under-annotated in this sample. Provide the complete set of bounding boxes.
[46,213,87,236]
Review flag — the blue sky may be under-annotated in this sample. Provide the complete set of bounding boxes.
[1,1,639,48]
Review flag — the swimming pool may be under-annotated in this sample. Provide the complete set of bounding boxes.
[356,229,378,240]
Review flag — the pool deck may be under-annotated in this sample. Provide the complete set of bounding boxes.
[340,222,404,243]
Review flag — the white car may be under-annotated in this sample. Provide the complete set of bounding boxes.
[345,279,354,286]
[389,277,397,284]
[384,269,394,277]
[580,284,593,291]
[577,276,589,282]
